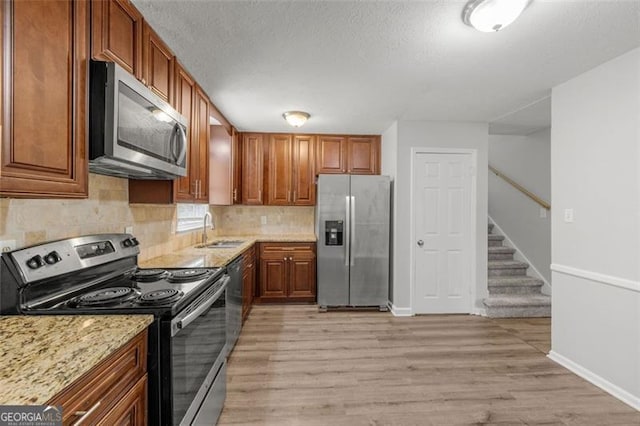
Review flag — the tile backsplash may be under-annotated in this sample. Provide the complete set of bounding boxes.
[0,174,198,261]
[211,205,315,236]
[0,174,316,261]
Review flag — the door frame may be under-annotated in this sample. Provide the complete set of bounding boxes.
[409,148,478,315]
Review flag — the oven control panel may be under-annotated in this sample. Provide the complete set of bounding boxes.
[9,234,140,284]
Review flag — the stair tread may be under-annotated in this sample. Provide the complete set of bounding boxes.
[483,295,551,307]
[488,235,505,241]
[488,246,516,253]
[488,260,529,269]
[488,276,544,286]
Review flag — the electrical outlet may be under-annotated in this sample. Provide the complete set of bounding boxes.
[0,240,17,252]
[563,209,574,223]
[125,226,134,234]
[260,216,267,225]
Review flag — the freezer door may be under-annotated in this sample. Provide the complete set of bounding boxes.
[349,175,390,307]
[316,174,350,306]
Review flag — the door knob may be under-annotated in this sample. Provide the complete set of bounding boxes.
[417,240,424,247]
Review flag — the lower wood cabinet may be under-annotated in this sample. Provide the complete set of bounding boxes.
[257,242,316,303]
[241,245,256,322]
[48,329,148,425]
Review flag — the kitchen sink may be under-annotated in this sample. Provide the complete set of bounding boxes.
[196,240,245,249]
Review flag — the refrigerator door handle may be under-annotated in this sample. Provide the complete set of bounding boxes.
[350,195,356,266]
[345,195,350,266]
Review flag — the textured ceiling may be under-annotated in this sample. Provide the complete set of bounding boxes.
[489,96,551,135]
[132,0,640,134]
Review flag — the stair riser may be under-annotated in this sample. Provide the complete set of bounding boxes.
[488,285,543,295]
[488,267,527,277]
[489,253,515,261]
[488,240,504,247]
[485,305,551,318]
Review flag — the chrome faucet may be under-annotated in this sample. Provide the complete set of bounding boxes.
[202,212,214,245]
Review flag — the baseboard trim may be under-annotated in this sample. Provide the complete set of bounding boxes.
[488,216,551,294]
[551,264,639,293]
[471,306,487,317]
[388,302,412,317]
[547,350,640,411]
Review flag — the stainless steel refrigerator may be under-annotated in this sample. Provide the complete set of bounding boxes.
[316,174,390,310]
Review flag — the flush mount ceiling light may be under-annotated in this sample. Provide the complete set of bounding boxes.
[283,111,310,127]
[462,0,531,32]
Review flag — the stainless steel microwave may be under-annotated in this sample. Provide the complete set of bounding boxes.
[89,60,188,179]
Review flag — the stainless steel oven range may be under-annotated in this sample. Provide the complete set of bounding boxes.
[0,234,227,426]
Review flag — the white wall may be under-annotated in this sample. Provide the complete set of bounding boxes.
[391,121,488,313]
[550,47,640,408]
[488,129,551,284]
[381,122,398,302]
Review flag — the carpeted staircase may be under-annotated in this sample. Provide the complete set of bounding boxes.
[483,223,551,318]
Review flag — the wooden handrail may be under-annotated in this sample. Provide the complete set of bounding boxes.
[489,165,551,210]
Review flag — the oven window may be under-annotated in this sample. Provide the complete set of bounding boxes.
[171,292,226,425]
[117,82,185,164]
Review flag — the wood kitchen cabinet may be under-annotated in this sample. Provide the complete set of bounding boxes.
[241,133,265,205]
[257,243,316,303]
[91,0,143,79]
[142,22,174,103]
[242,244,256,322]
[48,330,148,425]
[0,0,89,198]
[192,86,210,203]
[266,134,315,206]
[232,128,242,204]
[316,135,380,175]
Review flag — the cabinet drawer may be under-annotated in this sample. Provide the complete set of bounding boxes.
[97,375,147,426]
[259,242,315,257]
[48,330,147,425]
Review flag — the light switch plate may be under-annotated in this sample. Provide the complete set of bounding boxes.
[563,209,574,223]
[125,226,134,234]
[0,240,16,252]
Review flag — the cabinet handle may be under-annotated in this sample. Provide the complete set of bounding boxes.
[72,401,101,425]
[288,190,291,202]
[233,188,237,201]
[293,190,296,202]
[258,189,262,201]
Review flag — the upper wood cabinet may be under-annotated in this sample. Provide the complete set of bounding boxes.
[1,0,89,198]
[142,22,174,103]
[316,135,380,175]
[241,133,265,205]
[173,61,196,202]
[266,134,315,206]
[192,86,210,203]
[231,128,242,204]
[91,0,143,79]
[316,136,347,174]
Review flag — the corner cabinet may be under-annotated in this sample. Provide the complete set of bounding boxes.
[257,242,316,303]
[316,135,380,175]
[0,0,89,198]
[48,330,148,425]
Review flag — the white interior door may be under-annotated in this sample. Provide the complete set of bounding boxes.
[412,152,473,314]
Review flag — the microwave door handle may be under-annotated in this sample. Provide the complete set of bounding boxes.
[175,124,187,165]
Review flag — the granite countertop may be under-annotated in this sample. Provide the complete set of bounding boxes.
[0,315,154,405]
[140,234,317,269]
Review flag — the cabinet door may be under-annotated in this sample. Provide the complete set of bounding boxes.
[241,133,264,205]
[1,0,89,198]
[288,256,316,301]
[231,128,242,204]
[266,134,292,205]
[347,136,379,175]
[91,0,142,79]
[193,86,210,203]
[142,23,174,103]
[97,375,147,426]
[209,124,232,205]
[316,136,347,174]
[173,62,196,202]
[259,257,288,301]
[292,135,316,205]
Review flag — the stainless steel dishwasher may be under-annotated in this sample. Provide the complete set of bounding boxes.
[225,256,243,356]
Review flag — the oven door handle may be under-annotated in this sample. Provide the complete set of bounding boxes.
[173,275,230,336]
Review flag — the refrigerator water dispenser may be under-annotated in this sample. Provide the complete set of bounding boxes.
[324,220,343,246]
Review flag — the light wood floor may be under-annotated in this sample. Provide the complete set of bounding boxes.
[218,305,639,425]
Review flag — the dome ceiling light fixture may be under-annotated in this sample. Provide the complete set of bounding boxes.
[462,0,532,33]
[282,111,310,127]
